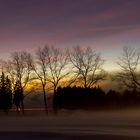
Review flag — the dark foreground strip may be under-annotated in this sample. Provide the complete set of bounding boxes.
[0,132,139,140]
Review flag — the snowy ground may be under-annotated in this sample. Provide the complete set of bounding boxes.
[1,109,140,140]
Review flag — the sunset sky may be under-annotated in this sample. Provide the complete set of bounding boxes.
[0,0,140,71]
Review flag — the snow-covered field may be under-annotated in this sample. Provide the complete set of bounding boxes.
[1,109,140,140]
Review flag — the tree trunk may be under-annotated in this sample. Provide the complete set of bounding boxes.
[16,106,19,114]
[21,99,24,114]
[84,77,87,89]
[16,104,21,115]
[53,87,58,115]
[43,86,48,115]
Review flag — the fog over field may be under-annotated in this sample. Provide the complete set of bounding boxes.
[1,109,140,140]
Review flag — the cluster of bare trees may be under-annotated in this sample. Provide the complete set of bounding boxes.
[0,46,106,113]
[0,45,140,113]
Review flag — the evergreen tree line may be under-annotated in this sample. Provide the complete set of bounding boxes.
[54,86,140,110]
[0,73,12,110]
[0,72,23,112]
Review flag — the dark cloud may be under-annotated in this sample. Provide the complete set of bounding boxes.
[0,0,140,52]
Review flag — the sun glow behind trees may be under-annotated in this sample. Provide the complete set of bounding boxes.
[0,45,107,111]
[1,46,139,92]
[0,45,140,113]
[1,46,140,93]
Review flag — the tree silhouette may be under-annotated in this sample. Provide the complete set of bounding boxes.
[68,46,106,89]
[5,76,13,110]
[46,47,69,93]
[13,81,23,113]
[115,47,140,91]
[32,46,49,114]
[45,46,69,112]
[32,46,70,114]
[0,72,12,113]
[4,51,33,114]
[54,86,108,110]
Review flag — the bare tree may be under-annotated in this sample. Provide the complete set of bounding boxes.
[68,46,106,88]
[32,46,70,113]
[32,46,49,114]
[46,46,70,113]
[5,51,33,113]
[46,46,69,94]
[115,47,140,91]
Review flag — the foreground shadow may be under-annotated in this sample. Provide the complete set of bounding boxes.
[0,132,139,140]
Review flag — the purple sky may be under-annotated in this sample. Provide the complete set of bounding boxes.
[0,0,140,70]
